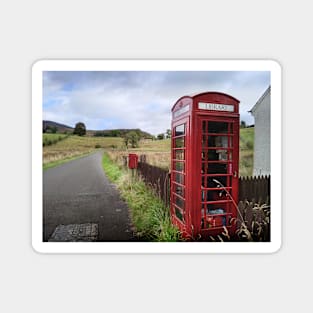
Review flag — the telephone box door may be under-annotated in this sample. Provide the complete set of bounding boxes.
[171,117,190,235]
[197,117,239,235]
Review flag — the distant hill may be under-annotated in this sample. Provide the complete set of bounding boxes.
[91,128,153,139]
[43,120,73,133]
[43,120,153,138]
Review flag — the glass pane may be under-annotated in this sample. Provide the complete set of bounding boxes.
[206,175,227,188]
[202,190,228,202]
[208,122,228,133]
[175,196,185,209]
[214,136,228,148]
[206,204,227,212]
[175,124,185,136]
[216,149,228,161]
[175,207,184,222]
[207,149,220,161]
[204,135,229,148]
[174,184,185,197]
[175,162,185,172]
[206,216,227,228]
[174,137,184,148]
[206,149,228,161]
[201,204,228,228]
[207,163,227,174]
[174,149,185,160]
[208,136,215,147]
[174,172,185,185]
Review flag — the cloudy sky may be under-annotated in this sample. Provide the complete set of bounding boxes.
[43,71,270,135]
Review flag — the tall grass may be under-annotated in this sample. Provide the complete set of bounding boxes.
[239,127,254,177]
[43,133,69,146]
[126,138,171,169]
[43,135,123,167]
[102,153,123,182]
[102,153,181,242]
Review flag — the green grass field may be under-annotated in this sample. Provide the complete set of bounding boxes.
[43,134,124,168]
[239,127,254,177]
[43,128,254,176]
[43,133,69,146]
[126,138,171,169]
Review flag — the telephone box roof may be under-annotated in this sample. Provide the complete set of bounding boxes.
[172,91,240,112]
[186,91,240,102]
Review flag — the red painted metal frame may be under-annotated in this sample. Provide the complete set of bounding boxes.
[171,115,190,237]
[171,92,240,239]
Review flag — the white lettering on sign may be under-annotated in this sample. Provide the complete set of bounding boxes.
[198,102,234,112]
[173,104,190,118]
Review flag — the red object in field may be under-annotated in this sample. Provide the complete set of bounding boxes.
[170,92,240,239]
[128,153,138,169]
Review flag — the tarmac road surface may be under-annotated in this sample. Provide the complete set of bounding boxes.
[43,150,136,242]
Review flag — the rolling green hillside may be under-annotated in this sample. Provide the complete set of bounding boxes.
[43,120,153,138]
[43,127,254,176]
[43,135,124,169]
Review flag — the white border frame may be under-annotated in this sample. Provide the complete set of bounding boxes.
[32,59,282,254]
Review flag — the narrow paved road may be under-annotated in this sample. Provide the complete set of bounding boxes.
[43,150,136,241]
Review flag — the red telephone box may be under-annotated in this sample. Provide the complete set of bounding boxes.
[170,92,240,239]
[128,153,138,169]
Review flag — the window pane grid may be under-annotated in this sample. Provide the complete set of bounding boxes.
[172,123,186,222]
[200,120,235,230]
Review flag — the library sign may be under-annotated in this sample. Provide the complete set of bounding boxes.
[198,102,234,112]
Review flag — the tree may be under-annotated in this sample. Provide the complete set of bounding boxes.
[124,135,129,148]
[157,133,165,140]
[51,126,57,133]
[124,131,139,148]
[111,130,121,137]
[240,120,247,128]
[73,122,86,136]
[45,125,57,133]
[166,129,171,138]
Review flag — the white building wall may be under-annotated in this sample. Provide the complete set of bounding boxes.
[252,89,271,176]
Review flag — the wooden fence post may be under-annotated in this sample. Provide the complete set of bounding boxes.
[239,175,270,204]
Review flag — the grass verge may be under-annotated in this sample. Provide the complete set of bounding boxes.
[43,151,94,171]
[102,153,181,242]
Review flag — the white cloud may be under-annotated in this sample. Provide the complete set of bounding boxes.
[43,71,270,135]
